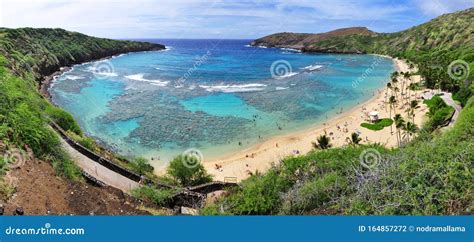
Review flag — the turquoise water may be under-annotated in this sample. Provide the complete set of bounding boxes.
[50,39,394,167]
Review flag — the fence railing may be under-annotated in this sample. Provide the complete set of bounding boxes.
[50,121,142,182]
[51,121,240,209]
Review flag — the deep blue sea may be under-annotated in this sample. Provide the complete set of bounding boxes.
[49,39,394,168]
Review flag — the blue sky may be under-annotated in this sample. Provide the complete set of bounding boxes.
[1,0,473,39]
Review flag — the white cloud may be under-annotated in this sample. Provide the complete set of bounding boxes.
[0,0,472,38]
[413,0,474,16]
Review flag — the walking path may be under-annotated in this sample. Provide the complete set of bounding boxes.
[59,138,139,193]
[439,92,462,126]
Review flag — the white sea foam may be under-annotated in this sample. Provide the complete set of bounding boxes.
[86,66,119,77]
[63,75,84,80]
[275,86,289,91]
[302,64,323,71]
[95,72,119,77]
[275,72,299,79]
[112,53,127,59]
[281,48,301,53]
[125,74,169,86]
[199,83,267,93]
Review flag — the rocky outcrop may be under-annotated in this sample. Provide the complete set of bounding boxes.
[250,27,377,53]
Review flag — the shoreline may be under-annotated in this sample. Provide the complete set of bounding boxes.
[45,51,428,183]
[40,49,168,99]
[203,57,429,181]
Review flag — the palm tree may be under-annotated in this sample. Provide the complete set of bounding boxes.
[385,82,392,111]
[393,86,400,100]
[313,134,332,150]
[394,114,405,147]
[346,132,362,146]
[408,100,419,123]
[403,122,418,142]
[391,77,398,99]
[388,95,397,134]
[390,71,399,80]
[402,71,411,99]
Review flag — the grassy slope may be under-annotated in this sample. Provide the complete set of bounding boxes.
[203,96,473,215]
[0,28,164,184]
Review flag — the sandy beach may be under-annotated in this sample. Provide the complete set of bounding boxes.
[204,57,429,182]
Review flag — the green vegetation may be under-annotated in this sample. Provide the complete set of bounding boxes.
[202,96,474,215]
[131,186,177,207]
[312,134,332,149]
[0,58,82,181]
[346,132,362,146]
[129,157,154,176]
[46,106,82,135]
[167,155,212,186]
[0,28,162,185]
[360,118,393,131]
[453,83,474,107]
[423,96,455,131]
[0,28,163,79]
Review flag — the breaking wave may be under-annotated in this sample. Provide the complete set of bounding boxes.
[125,74,169,86]
[199,83,267,93]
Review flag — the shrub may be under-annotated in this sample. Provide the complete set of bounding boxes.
[361,118,393,131]
[424,96,446,115]
[225,169,291,215]
[453,83,473,107]
[131,186,175,206]
[130,157,154,175]
[167,155,212,186]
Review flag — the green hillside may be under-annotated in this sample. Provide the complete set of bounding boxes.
[202,95,473,215]
[0,28,164,79]
[0,29,163,189]
[253,8,474,92]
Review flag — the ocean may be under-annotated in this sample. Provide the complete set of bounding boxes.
[49,39,394,169]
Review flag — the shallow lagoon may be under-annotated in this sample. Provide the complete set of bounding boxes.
[49,39,394,168]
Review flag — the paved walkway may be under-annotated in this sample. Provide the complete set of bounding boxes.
[59,138,139,193]
[439,92,462,127]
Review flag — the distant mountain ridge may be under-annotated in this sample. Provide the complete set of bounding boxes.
[251,27,377,53]
[251,7,474,90]
[0,28,165,80]
[251,8,473,56]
